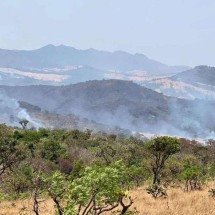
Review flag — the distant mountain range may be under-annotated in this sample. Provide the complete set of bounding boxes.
[1,79,215,139]
[1,45,215,101]
[0,44,189,86]
[0,45,215,139]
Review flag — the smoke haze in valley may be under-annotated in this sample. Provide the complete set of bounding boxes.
[0,90,42,129]
[0,80,215,140]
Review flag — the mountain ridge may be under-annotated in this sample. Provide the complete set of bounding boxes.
[0,79,214,138]
[0,44,189,73]
[141,65,215,100]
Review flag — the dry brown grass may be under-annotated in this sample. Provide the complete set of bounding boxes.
[0,199,55,215]
[0,187,215,215]
[128,187,215,215]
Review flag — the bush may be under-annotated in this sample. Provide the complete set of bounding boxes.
[209,188,215,198]
[146,184,167,199]
[39,140,66,162]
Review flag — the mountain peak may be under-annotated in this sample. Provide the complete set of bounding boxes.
[194,65,215,71]
[40,44,56,49]
[0,45,189,74]
[194,65,209,70]
[39,44,75,51]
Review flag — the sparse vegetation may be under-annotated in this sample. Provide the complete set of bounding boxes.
[0,125,214,214]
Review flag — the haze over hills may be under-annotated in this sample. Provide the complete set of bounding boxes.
[1,45,215,101]
[0,79,215,139]
[0,45,189,86]
[173,65,215,85]
[0,45,215,139]
[141,66,215,100]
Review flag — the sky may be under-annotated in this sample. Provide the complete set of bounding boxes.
[0,0,214,67]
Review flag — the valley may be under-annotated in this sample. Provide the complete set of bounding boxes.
[0,46,214,141]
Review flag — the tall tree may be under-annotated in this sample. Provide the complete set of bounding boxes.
[147,136,180,184]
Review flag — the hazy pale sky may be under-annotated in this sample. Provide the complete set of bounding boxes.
[0,0,214,66]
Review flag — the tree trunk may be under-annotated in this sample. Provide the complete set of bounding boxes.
[153,168,159,184]
[33,189,40,215]
[53,197,64,215]
[119,196,133,215]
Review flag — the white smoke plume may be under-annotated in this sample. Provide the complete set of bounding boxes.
[0,90,42,129]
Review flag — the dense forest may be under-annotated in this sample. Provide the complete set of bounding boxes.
[0,124,214,214]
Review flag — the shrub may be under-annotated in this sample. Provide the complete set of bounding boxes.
[146,184,167,199]
[209,188,215,198]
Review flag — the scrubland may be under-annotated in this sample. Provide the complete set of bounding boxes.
[0,186,214,215]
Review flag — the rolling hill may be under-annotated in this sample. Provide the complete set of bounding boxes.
[141,66,215,100]
[0,79,214,139]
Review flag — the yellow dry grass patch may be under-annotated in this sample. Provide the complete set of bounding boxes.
[0,187,214,215]
[0,199,55,215]
[128,187,215,215]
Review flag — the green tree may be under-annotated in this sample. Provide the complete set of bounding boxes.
[0,124,21,176]
[43,172,66,215]
[68,161,133,215]
[39,140,66,162]
[126,165,146,187]
[180,163,206,191]
[45,161,134,215]
[147,136,180,184]
[19,119,29,130]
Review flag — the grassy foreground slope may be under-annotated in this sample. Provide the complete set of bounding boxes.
[0,186,214,215]
[0,124,214,214]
